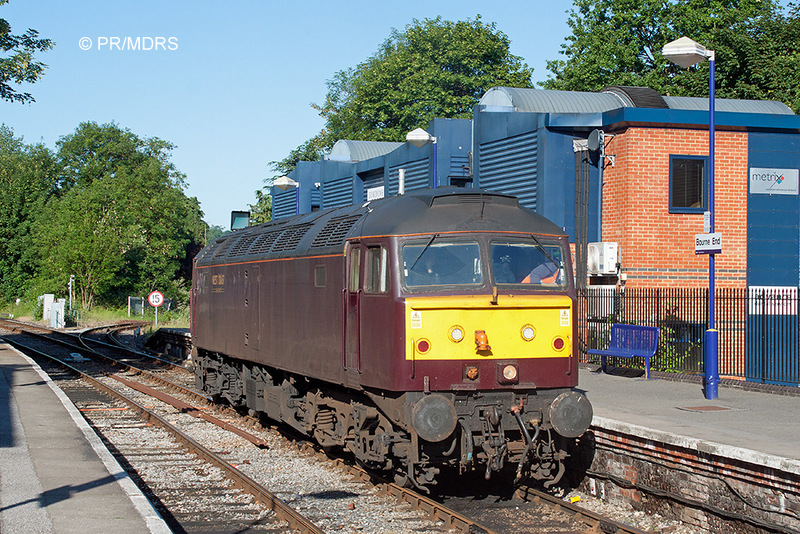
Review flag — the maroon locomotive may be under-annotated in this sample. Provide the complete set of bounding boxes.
[191,187,592,489]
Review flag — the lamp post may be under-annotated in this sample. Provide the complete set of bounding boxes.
[663,36,720,400]
[406,127,438,188]
[274,175,300,215]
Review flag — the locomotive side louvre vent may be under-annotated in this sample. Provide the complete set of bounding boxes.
[249,230,283,255]
[311,215,362,248]
[271,224,313,252]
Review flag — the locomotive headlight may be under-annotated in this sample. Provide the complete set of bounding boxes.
[449,326,465,343]
[503,364,518,381]
[498,363,519,384]
[520,324,536,341]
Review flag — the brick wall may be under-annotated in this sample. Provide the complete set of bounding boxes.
[602,127,748,288]
[579,424,800,533]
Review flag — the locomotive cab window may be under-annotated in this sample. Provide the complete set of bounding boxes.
[491,239,567,288]
[402,239,482,288]
[365,246,389,293]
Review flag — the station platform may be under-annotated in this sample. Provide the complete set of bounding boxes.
[579,365,800,472]
[0,342,170,533]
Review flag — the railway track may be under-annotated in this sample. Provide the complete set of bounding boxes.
[0,319,664,533]
[1,330,319,533]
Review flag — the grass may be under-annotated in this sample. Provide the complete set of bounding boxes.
[0,300,191,330]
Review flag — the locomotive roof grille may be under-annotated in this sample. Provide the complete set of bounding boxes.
[227,234,260,258]
[210,237,237,260]
[430,193,518,207]
[311,215,362,248]
[194,188,566,267]
[270,224,314,252]
[249,230,283,255]
[194,238,225,262]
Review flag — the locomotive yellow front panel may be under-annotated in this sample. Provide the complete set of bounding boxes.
[405,294,573,361]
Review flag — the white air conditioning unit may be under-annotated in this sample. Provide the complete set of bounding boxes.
[587,242,619,275]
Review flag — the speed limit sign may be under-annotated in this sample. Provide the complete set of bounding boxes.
[148,291,164,308]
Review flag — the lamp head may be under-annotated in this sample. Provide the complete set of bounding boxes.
[663,36,712,68]
[273,176,298,191]
[406,127,435,148]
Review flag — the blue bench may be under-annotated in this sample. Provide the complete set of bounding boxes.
[587,324,659,380]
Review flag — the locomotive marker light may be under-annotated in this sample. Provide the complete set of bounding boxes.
[406,127,438,188]
[663,36,720,400]
[273,175,300,215]
[448,325,465,343]
[520,324,536,341]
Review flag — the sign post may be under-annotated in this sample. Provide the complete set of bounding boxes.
[147,290,164,327]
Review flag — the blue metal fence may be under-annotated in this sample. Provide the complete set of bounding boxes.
[578,286,799,386]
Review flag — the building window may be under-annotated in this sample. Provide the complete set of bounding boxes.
[669,155,707,213]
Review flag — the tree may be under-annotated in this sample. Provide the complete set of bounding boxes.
[34,122,205,308]
[275,16,534,175]
[542,0,794,109]
[205,224,227,243]
[0,126,57,300]
[35,177,130,309]
[248,188,272,225]
[0,0,54,103]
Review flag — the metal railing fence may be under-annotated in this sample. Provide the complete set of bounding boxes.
[577,286,799,386]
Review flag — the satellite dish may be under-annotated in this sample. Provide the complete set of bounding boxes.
[587,129,603,166]
[588,129,602,152]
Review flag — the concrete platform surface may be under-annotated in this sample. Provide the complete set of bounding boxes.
[0,343,170,534]
[579,367,800,472]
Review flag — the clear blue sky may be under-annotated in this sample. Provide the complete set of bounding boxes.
[1,1,573,228]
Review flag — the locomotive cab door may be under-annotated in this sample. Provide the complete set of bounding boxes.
[344,243,362,374]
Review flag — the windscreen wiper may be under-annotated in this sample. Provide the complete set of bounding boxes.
[529,234,562,269]
[409,234,437,271]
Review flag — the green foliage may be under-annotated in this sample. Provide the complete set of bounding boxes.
[204,224,228,243]
[270,134,328,177]
[318,16,534,144]
[0,0,54,103]
[275,16,534,176]
[248,188,272,225]
[543,0,800,112]
[0,126,57,300]
[28,122,205,309]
